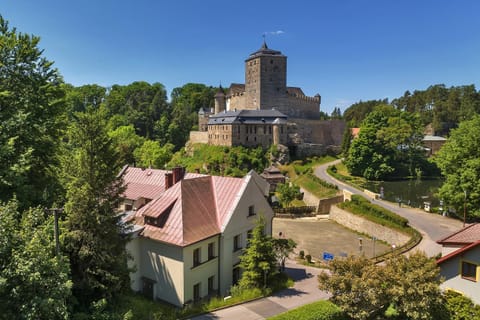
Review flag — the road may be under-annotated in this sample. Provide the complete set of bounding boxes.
[314,159,463,256]
[190,160,463,320]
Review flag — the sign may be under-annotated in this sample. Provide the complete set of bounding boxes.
[323,252,334,261]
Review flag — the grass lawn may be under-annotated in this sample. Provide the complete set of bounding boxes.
[295,174,339,199]
[328,161,368,189]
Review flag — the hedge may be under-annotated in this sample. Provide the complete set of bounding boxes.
[339,194,408,229]
[268,300,346,320]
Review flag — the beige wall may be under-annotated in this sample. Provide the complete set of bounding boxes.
[189,131,209,144]
[439,246,480,305]
[132,237,184,306]
[330,205,410,246]
[219,176,275,295]
[183,235,220,304]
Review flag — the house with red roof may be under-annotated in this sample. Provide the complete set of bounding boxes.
[436,223,480,304]
[121,166,273,307]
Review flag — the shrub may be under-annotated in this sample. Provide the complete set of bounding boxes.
[268,300,345,320]
[306,254,312,263]
[299,250,305,259]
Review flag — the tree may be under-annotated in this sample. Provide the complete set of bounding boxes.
[276,183,301,208]
[0,200,71,319]
[318,252,444,320]
[272,238,296,271]
[0,15,66,208]
[345,106,426,180]
[434,115,480,219]
[134,140,174,169]
[62,108,130,309]
[343,99,388,127]
[108,125,144,166]
[239,215,278,289]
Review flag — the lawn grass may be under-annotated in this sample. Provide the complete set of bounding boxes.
[268,300,346,320]
[296,174,339,199]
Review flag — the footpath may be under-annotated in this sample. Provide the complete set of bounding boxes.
[190,259,329,320]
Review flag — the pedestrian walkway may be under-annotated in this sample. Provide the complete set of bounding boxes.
[189,259,329,320]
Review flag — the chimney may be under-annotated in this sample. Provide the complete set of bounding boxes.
[172,166,186,184]
[164,172,173,190]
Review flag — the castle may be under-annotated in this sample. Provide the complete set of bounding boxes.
[192,42,345,153]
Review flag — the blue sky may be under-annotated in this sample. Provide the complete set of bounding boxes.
[2,0,479,113]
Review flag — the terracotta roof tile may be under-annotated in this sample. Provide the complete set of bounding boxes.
[130,172,247,247]
[437,223,480,245]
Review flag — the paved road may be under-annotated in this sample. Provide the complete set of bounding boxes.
[314,159,464,256]
[190,260,329,320]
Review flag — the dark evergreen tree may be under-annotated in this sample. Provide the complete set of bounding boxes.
[62,108,130,309]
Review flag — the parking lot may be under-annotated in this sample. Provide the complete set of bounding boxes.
[273,218,391,260]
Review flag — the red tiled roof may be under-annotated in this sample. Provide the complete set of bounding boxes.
[122,167,204,200]
[437,223,480,245]
[133,174,246,247]
[437,240,480,265]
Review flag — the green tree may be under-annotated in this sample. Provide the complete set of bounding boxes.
[272,238,296,271]
[0,15,66,207]
[239,215,278,289]
[276,183,301,208]
[434,115,480,219]
[0,201,71,319]
[345,106,426,180]
[108,125,145,166]
[62,108,130,309]
[319,252,444,320]
[444,290,480,320]
[343,99,388,127]
[134,140,174,169]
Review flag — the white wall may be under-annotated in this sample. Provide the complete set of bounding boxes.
[182,235,220,304]
[219,177,275,294]
[439,246,480,305]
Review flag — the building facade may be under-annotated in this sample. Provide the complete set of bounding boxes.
[207,109,288,148]
[121,166,274,306]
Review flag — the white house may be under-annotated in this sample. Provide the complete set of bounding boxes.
[121,166,273,307]
[437,223,480,305]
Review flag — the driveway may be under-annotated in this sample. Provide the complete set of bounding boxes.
[189,259,329,320]
[314,160,464,257]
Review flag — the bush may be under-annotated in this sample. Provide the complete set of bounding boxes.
[299,250,305,259]
[306,254,312,263]
[444,290,480,320]
[339,195,408,229]
[268,300,345,320]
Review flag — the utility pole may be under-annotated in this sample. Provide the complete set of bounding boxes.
[46,208,63,257]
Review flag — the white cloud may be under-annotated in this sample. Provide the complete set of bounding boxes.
[264,30,285,36]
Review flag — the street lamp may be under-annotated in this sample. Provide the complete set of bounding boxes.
[358,237,363,254]
[372,236,377,258]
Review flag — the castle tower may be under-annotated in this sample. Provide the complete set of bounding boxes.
[214,85,226,114]
[244,41,287,110]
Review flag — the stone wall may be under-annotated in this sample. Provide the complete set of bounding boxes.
[317,195,344,214]
[301,188,319,207]
[330,205,410,246]
[188,131,208,144]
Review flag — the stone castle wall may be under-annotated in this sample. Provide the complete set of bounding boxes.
[189,131,208,144]
[330,205,410,246]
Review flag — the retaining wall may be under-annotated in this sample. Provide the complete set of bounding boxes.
[330,205,410,246]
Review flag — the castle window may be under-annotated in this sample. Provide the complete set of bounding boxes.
[269,126,272,134]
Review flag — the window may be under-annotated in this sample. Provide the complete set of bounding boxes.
[233,267,240,285]
[248,205,256,217]
[193,283,201,301]
[208,276,215,294]
[208,242,215,260]
[461,261,478,281]
[142,277,155,300]
[233,234,242,252]
[193,248,201,267]
[125,204,133,211]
